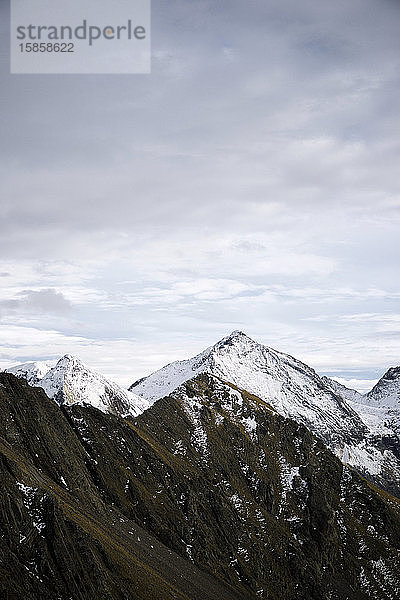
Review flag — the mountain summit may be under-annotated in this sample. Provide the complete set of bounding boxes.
[130,331,400,495]
[365,366,400,409]
[130,329,365,441]
[2,334,400,599]
[5,333,400,495]
[7,354,150,418]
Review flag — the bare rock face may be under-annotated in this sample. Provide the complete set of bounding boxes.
[0,373,242,600]
[1,371,400,600]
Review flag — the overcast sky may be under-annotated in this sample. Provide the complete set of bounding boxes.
[0,0,399,391]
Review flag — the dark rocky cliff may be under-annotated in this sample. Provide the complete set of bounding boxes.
[1,372,400,599]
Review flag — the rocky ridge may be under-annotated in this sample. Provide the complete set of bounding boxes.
[1,371,400,600]
[131,331,400,496]
[6,332,400,495]
[6,354,150,418]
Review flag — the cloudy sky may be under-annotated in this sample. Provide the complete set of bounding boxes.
[1,0,399,391]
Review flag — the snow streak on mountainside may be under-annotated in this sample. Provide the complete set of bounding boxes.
[130,331,400,494]
[6,355,150,418]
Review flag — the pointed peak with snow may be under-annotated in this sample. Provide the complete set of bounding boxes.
[213,330,270,351]
[128,333,400,493]
[6,355,150,418]
[365,366,400,409]
[5,359,56,386]
[210,330,273,356]
[55,353,85,367]
[129,330,358,432]
[128,331,316,403]
[58,353,77,362]
[217,330,251,343]
[321,376,364,404]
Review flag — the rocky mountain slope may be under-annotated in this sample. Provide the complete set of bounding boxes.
[130,331,400,496]
[6,354,150,418]
[1,371,400,600]
[366,367,400,409]
[0,373,239,600]
[323,374,400,439]
[5,360,56,386]
[321,376,364,404]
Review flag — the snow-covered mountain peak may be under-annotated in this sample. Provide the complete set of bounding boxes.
[58,353,78,363]
[130,331,360,435]
[215,330,251,346]
[5,359,56,386]
[178,330,317,389]
[365,366,400,409]
[54,354,87,369]
[6,355,150,418]
[129,332,400,489]
[212,329,273,354]
[321,376,364,403]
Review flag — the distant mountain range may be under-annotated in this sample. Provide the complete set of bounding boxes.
[2,331,400,599]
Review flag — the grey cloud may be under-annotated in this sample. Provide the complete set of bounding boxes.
[19,289,72,314]
[0,289,72,316]
[0,1,399,380]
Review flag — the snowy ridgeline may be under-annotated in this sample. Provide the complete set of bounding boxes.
[130,331,400,483]
[5,330,400,487]
[6,355,150,418]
